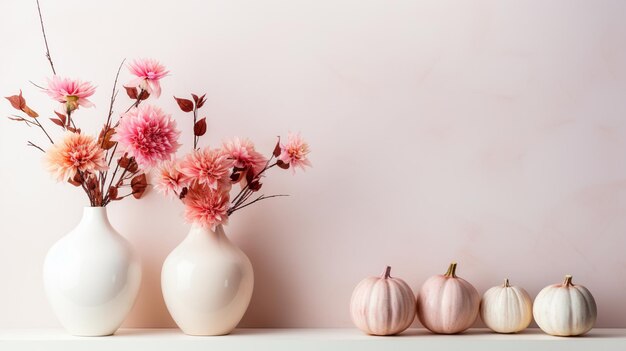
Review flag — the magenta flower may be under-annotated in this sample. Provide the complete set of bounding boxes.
[222,137,267,181]
[179,148,233,191]
[125,58,169,98]
[115,104,180,167]
[154,160,187,198]
[45,76,96,112]
[184,185,230,227]
[278,132,312,173]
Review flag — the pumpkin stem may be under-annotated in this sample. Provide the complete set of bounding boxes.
[444,262,457,278]
[382,266,392,279]
[563,275,573,286]
[504,278,510,287]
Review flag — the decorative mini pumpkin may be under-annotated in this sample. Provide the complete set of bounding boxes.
[416,262,480,334]
[480,279,533,333]
[350,266,416,335]
[533,275,597,336]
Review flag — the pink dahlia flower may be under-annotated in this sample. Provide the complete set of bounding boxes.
[46,132,108,181]
[126,58,169,98]
[179,148,234,191]
[278,132,312,174]
[115,104,181,167]
[154,160,186,198]
[46,76,96,112]
[184,185,230,227]
[222,137,267,181]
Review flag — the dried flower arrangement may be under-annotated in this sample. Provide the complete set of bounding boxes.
[5,0,312,220]
[5,1,178,207]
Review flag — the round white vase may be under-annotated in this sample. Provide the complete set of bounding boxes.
[161,223,254,336]
[43,207,142,336]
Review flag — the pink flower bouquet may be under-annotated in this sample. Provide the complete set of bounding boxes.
[156,95,312,228]
[6,37,177,206]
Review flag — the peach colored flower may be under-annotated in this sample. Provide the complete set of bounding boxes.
[278,132,312,174]
[45,76,96,112]
[46,132,108,181]
[179,148,233,191]
[154,160,186,198]
[115,104,180,167]
[184,185,230,227]
[125,58,169,98]
[222,137,267,181]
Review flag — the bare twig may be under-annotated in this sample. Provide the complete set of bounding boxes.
[36,0,56,75]
[33,118,54,144]
[228,194,289,215]
[101,59,127,190]
[27,141,45,152]
[28,80,46,90]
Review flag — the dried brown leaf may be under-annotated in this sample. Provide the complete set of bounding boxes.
[131,173,148,199]
[194,117,207,136]
[124,86,138,99]
[5,91,26,110]
[277,159,290,169]
[174,96,194,112]
[98,126,117,150]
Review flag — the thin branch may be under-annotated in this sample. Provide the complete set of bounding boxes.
[104,59,126,134]
[28,80,46,90]
[228,194,289,215]
[36,0,56,75]
[27,141,45,152]
[33,118,54,144]
[101,59,126,190]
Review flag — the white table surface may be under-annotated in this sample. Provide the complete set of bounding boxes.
[1,328,625,351]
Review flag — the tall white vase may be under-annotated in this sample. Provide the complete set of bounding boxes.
[43,207,142,336]
[161,223,254,336]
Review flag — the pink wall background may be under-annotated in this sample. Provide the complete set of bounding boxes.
[2,0,626,328]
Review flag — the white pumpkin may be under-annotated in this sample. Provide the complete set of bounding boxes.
[533,275,597,336]
[480,279,533,333]
[350,266,416,335]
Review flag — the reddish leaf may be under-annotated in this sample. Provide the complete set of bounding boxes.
[124,86,138,99]
[174,96,194,112]
[138,90,150,100]
[118,155,139,173]
[98,126,117,150]
[54,111,67,125]
[131,174,148,199]
[248,181,262,191]
[22,105,39,118]
[108,186,120,201]
[191,93,199,104]
[245,169,255,184]
[68,172,83,187]
[277,159,290,169]
[5,91,26,110]
[85,174,98,190]
[67,126,81,134]
[179,187,188,200]
[50,118,65,128]
[196,94,207,108]
[194,117,207,136]
[273,139,282,157]
[230,171,241,182]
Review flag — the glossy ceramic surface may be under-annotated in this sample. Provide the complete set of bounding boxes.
[42,207,142,336]
[161,224,254,336]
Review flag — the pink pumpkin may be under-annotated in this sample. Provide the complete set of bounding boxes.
[350,266,416,335]
[416,262,480,334]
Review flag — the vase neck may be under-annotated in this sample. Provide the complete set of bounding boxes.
[188,223,227,242]
[75,206,113,233]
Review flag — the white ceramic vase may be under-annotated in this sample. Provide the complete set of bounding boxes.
[161,223,254,335]
[43,207,142,336]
